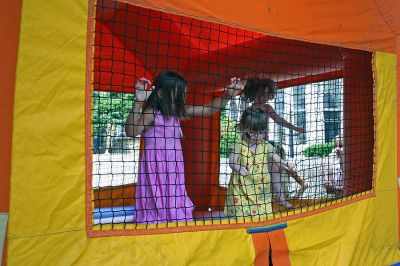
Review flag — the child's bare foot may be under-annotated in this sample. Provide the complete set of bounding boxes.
[294,180,308,199]
[278,200,293,209]
[334,189,344,198]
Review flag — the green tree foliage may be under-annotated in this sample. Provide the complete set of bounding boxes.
[92,91,135,136]
[302,142,334,157]
[92,91,135,153]
[220,118,240,158]
[220,104,229,120]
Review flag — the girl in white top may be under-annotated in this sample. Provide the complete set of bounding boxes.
[324,135,344,198]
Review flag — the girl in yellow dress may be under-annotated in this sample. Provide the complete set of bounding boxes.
[242,77,308,209]
[224,108,298,221]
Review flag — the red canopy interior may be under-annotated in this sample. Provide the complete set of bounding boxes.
[93,0,373,210]
[93,0,343,95]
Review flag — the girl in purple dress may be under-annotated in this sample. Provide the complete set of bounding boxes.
[125,70,243,223]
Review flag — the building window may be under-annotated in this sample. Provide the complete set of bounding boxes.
[293,86,306,144]
[323,80,343,142]
[274,90,285,143]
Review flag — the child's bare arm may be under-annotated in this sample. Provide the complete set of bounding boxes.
[229,150,249,176]
[269,152,299,178]
[264,104,305,133]
[269,152,291,172]
[133,109,155,137]
[269,152,308,195]
[125,78,155,137]
[186,77,244,117]
[125,106,155,137]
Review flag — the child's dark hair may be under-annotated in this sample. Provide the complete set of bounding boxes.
[144,70,187,117]
[242,77,277,102]
[334,135,343,148]
[238,108,268,132]
[274,144,286,160]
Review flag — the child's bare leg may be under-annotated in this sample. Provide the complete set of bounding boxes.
[323,168,337,195]
[287,164,308,199]
[333,186,344,198]
[269,161,293,209]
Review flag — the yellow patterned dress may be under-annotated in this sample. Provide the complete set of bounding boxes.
[224,139,274,221]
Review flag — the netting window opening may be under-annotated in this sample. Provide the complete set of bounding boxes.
[88,0,376,234]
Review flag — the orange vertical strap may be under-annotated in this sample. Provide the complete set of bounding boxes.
[251,232,270,266]
[397,36,400,246]
[269,230,291,266]
[0,0,22,265]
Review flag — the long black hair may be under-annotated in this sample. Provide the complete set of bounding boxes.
[144,70,187,117]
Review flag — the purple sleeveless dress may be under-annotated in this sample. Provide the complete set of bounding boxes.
[135,110,194,223]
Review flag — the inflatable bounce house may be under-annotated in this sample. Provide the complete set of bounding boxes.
[1,0,400,265]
